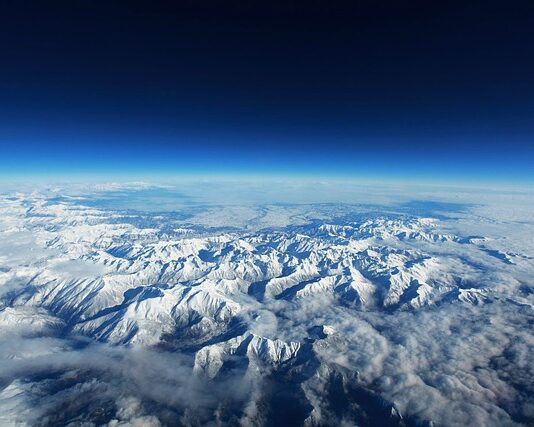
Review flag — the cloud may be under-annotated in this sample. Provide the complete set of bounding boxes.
[0,328,258,426]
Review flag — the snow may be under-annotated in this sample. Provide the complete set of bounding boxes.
[0,183,532,426]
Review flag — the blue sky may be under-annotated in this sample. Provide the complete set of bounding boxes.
[0,1,533,184]
[1,124,532,184]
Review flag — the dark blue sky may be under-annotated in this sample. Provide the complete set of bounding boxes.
[0,1,533,182]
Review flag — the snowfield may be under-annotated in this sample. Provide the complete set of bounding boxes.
[0,183,532,426]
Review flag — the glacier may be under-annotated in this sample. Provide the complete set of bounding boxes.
[0,182,532,426]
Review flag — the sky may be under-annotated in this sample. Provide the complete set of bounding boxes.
[0,0,533,183]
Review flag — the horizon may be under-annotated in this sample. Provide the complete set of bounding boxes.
[1,172,533,192]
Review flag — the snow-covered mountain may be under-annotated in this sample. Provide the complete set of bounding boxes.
[0,185,532,426]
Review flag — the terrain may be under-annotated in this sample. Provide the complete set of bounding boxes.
[0,183,532,426]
